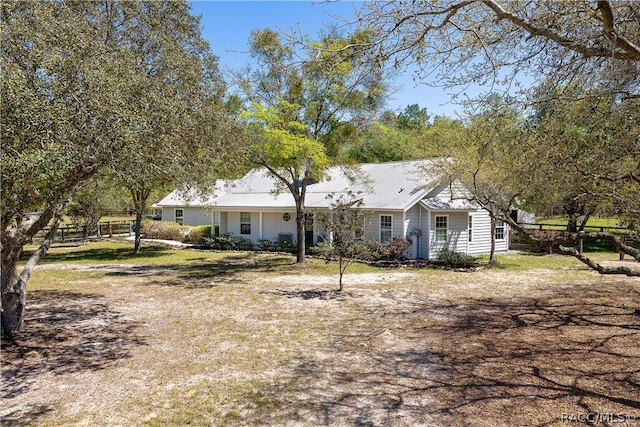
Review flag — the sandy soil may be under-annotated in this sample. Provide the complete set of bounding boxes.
[2,260,639,426]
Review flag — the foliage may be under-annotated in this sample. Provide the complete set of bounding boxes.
[245,102,330,184]
[257,239,274,251]
[66,182,105,236]
[184,226,212,244]
[343,105,465,163]
[138,222,211,244]
[235,26,388,264]
[347,2,640,274]
[202,233,254,251]
[378,236,412,261]
[256,238,295,253]
[140,221,190,242]
[435,249,478,269]
[0,0,235,333]
[313,196,374,290]
[239,27,388,150]
[353,1,639,106]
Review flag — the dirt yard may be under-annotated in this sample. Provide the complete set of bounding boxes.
[2,250,639,426]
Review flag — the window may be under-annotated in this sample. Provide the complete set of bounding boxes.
[435,215,447,242]
[282,213,291,222]
[175,209,184,225]
[468,215,473,242]
[495,220,505,240]
[240,212,251,235]
[304,214,314,231]
[380,215,392,243]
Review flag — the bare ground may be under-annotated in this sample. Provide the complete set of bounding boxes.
[2,259,639,426]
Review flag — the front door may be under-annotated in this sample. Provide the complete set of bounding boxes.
[304,214,314,247]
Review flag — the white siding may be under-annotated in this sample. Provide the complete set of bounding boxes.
[467,209,510,255]
[425,182,468,201]
[219,212,228,235]
[261,212,297,242]
[227,212,258,241]
[428,211,469,259]
[366,211,404,243]
[467,210,492,255]
[163,208,176,223]
[183,207,211,226]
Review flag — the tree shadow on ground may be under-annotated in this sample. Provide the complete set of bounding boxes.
[1,290,146,426]
[140,253,296,288]
[263,288,354,300]
[25,245,173,264]
[234,284,640,426]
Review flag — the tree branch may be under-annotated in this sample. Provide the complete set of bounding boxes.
[597,0,640,60]
[481,0,640,60]
[558,245,640,276]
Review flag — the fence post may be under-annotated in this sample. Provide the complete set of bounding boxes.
[620,235,625,261]
[61,227,65,242]
[578,239,583,254]
[108,222,113,238]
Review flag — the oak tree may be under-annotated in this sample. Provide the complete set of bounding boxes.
[235,28,387,264]
[0,1,227,334]
[350,0,640,274]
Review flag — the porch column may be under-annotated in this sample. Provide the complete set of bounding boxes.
[259,212,263,240]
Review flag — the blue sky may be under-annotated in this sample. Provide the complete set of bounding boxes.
[189,1,467,118]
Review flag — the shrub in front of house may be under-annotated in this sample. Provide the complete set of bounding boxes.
[378,236,412,261]
[141,220,190,242]
[183,225,212,244]
[202,233,254,251]
[434,249,478,268]
[257,238,274,251]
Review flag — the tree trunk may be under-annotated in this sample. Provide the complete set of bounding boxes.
[1,242,26,334]
[2,216,62,335]
[489,216,497,264]
[296,204,306,264]
[338,256,344,292]
[133,210,143,254]
[130,187,151,255]
[578,214,591,232]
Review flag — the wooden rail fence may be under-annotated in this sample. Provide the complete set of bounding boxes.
[510,223,639,259]
[520,222,631,234]
[33,221,134,243]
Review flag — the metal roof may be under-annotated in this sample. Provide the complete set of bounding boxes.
[155,159,457,211]
[419,198,477,211]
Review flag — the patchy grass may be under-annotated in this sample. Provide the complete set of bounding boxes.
[538,217,630,234]
[3,242,639,426]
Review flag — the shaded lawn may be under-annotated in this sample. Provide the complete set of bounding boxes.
[2,243,639,426]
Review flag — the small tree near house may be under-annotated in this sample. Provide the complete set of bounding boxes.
[314,195,373,292]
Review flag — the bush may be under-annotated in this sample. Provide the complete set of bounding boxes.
[275,239,295,253]
[435,249,478,268]
[141,220,190,242]
[202,233,254,251]
[378,236,412,261]
[183,225,212,244]
[257,238,274,251]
